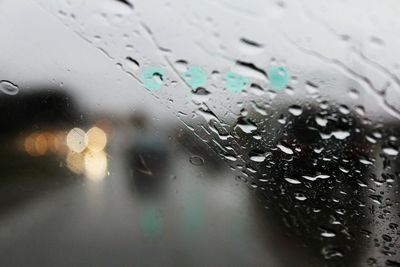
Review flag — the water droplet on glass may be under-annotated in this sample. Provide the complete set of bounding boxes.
[125,56,140,72]
[191,87,210,95]
[339,166,349,173]
[294,192,307,201]
[355,105,365,116]
[175,60,188,72]
[305,81,319,94]
[332,130,350,140]
[189,155,205,166]
[114,0,134,9]
[348,88,359,99]
[321,230,336,238]
[288,105,303,116]
[249,150,268,162]
[235,61,267,81]
[368,194,382,205]
[0,80,19,95]
[315,115,328,127]
[314,147,324,153]
[382,146,398,156]
[382,234,392,242]
[238,37,264,55]
[366,135,377,144]
[235,117,258,133]
[302,174,330,181]
[250,83,265,96]
[322,246,344,259]
[359,158,374,165]
[277,142,294,155]
[338,105,350,114]
[369,36,384,47]
[284,177,301,184]
[249,155,265,162]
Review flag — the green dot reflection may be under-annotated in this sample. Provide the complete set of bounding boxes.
[139,204,161,237]
[224,71,249,93]
[141,66,165,90]
[267,65,289,91]
[183,66,206,89]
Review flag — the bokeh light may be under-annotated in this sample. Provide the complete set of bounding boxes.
[24,132,38,156]
[84,150,108,181]
[35,133,48,155]
[86,127,107,152]
[66,128,87,153]
[66,151,85,174]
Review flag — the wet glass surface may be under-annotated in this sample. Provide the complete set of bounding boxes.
[1,0,400,266]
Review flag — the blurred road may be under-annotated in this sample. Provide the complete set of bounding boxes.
[0,127,280,267]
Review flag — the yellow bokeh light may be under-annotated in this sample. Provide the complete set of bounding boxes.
[24,133,38,156]
[86,127,107,152]
[54,132,67,154]
[66,128,87,153]
[35,134,48,155]
[66,151,85,174]
[84,150,108,181]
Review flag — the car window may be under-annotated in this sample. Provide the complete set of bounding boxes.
[0,0,400,266]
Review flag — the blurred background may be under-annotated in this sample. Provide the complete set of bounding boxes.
[0,0,400,266]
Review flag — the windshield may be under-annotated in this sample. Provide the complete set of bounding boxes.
[0,0,399,266]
